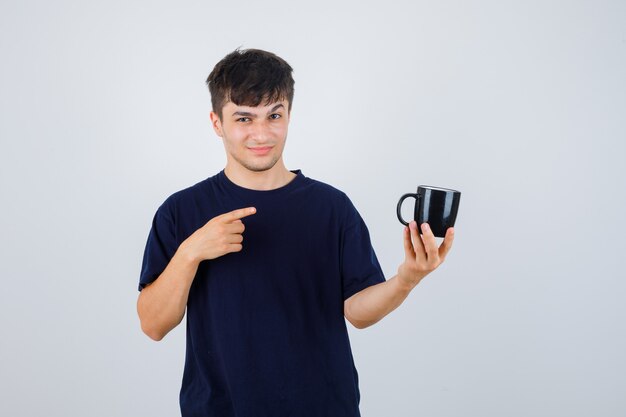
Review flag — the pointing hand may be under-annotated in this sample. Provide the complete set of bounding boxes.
[182,207,257,262]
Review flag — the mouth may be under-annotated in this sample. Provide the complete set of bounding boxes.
[248,146,273,156]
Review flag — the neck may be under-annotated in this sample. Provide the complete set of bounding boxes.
[224,161,296,191]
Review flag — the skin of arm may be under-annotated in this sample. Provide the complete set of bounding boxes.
[137,207,256,341]
[136,247,199,341]
[344,221,455,329]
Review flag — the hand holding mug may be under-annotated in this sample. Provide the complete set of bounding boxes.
[396,185,460,287]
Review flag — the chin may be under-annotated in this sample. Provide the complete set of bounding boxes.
[246,166,272,173]
[243,160,279,173]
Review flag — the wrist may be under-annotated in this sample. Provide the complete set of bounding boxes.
[177,240,201,266]
[396,266,425,292]
[394,272,419,294]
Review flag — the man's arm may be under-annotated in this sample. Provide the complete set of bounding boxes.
[137,246,199,341]
[344,221,455,329]
[137,207,256,341]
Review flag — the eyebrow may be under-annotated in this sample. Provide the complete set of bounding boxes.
[232,104,285,118]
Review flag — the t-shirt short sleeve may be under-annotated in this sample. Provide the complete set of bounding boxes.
[340,198,386,301]
[138,198,178,291]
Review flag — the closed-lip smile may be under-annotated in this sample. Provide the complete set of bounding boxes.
[249,146,272,155]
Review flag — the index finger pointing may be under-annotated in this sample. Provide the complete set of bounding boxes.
[223,207,257,222]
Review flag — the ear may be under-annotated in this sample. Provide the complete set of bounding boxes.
[209,111,223,137]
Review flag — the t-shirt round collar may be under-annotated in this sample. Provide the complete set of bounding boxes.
[217,169,305,199]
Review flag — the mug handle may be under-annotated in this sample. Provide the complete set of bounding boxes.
[396,193,420,226]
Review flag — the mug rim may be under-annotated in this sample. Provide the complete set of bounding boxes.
[419,185,461,193]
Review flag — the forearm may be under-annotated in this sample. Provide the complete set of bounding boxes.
[137,243,199,341]
[344,275,416,329]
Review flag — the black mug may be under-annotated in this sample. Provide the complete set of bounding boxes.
[396,186,461,237]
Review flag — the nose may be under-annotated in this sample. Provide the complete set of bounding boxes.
[249,120,272,144]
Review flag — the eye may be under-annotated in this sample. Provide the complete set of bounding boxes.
[236,117,251,122]
[269,113,282,120]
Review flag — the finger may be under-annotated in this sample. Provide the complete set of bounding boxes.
[227,243,243,253]
[420,223,439,261]
[227,233,244,244]
[438,227,455,260]
[409,221,427,262]
[402,226,414,259]
[223,207,257,223]
[226,220,245,234]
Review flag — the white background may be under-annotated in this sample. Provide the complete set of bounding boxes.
[1,1,625,416]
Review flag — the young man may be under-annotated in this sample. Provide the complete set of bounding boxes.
[137,48,454,417]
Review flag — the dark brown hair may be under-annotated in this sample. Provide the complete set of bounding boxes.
[206,48,295,120]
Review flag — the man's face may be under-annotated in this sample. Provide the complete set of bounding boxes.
[210,99,290,173]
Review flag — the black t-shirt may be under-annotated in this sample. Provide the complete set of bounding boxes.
[139,169,386,417]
